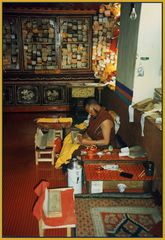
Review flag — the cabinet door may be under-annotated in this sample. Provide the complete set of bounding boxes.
[21,17,59,72]
[43,85,67,105]
[60,16,92,70]
[16,85,40,105]
[3,16,20,70]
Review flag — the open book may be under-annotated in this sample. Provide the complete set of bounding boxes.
[46,189,62,217]
[71,130,81,143]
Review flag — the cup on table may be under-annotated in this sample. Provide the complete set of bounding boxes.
[117,183,127,193]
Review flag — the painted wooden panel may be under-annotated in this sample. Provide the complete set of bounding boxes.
[43,85,66,105]
[16,85,40,105]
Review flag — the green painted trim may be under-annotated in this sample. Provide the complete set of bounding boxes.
[115,91,131,106]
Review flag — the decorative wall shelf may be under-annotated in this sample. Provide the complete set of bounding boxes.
[3,15,92,74]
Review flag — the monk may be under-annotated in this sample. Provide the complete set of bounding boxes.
[77,97,116,148]
[55,97,116,168]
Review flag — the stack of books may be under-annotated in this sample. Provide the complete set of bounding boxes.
[154,88,162,103]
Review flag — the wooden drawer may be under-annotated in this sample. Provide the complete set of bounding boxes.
[43,85,67,105]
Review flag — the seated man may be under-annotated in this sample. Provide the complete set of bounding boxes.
[77,97,116,148]
[55,97,116,169]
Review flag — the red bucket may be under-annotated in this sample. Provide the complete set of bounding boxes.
[54,137,62,154]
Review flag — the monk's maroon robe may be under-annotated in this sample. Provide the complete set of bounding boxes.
[86,107,116,148]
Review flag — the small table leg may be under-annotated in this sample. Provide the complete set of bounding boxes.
[39,219,44,237]
[67,227,71,237]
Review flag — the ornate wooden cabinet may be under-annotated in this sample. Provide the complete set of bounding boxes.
[3,3,120,112]
[3,14,92,73]
[3,7,95,111]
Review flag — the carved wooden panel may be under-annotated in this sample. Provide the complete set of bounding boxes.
[43,85,66,105]
[16,85,40,105]
[3,85,15,105]
[71,87,95,98]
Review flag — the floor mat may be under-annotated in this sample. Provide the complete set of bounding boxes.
[90,206,161,237]
[75,198,161,237]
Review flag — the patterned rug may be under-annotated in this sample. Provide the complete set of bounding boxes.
[75,198,162,237]
[90,206,161,237]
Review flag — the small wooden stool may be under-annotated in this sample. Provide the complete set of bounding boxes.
[34,129,63,165]
[38,187,76,237]
[39,218,75,237]
[33,184,77,237]
[35,146,55,165]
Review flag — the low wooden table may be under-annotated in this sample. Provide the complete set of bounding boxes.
[35,117,72,137]
[81,149,148,163]
[36,121,72,130]
[84,163,154,194]
[36,118,72,130]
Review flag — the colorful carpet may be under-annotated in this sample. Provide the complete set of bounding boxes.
[75,198,162,237]
[90,206,161,237]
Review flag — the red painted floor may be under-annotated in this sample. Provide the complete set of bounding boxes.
[3,144,68,237]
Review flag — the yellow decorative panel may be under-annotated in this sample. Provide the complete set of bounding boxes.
[72,87,95,98]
